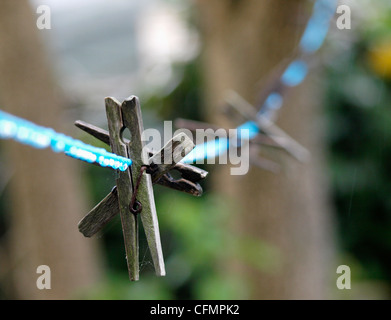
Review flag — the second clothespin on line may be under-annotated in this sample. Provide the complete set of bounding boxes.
[174,90,310,174]
[77,95,206,281]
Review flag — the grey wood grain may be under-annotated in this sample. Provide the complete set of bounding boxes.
[78,187,118,237]
[148,132,194,183]
[105,97,139,281]
[121,96,165,277]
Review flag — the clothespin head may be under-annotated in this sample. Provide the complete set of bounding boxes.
[148,132,194,183]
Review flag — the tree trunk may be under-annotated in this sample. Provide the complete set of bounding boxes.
[196,0,335,299]
[0,0,102,299]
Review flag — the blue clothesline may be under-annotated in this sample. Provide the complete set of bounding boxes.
[0,110,132,171]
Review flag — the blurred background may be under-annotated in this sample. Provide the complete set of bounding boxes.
[0,0,391,299]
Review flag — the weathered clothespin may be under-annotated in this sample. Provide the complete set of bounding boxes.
[76,95,207,281]
[224,90,310,163]
[173,89,310,173]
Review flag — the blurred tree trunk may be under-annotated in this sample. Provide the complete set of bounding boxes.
[196,0,335,299]
[0,0,101,299]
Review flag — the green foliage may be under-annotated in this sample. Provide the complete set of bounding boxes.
[142,60,204,122]
[325,4,391,284]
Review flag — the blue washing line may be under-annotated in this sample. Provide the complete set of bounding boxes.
[182,0,338,164]
[0,110,131,171]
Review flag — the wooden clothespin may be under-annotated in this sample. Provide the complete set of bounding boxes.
[174,90,310,173]
[224,90,311,163]
[76,95,207,281]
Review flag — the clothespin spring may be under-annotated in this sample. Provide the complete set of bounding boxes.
[129,165,148,215]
